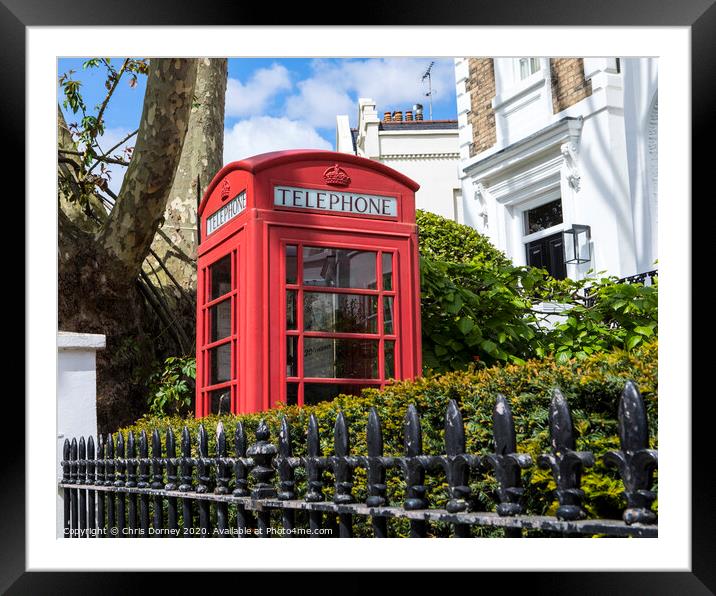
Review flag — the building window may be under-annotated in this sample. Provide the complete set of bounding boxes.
[523,198,562,235]
[517,57,541,80]
[523,199,566,279]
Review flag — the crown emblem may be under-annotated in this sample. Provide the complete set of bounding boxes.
[220,179,231,200]
[323,164,351,187]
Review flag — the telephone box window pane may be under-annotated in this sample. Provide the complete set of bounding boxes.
[385,341,395,378]
[303,247,377,289]
[304,383,377,406]
[304,292,377,334]
[383,297,394,335]
[524,199,563,235]
[209,343,232,385]
[209,299,232,342]
[286,291,297,330]
[382,253,393,290]
[210,255,232,300]
[286,336,298,377]
[286,383,298,406]
[303,338,378,379]
[209,389,231,415]
[286,245,297,284]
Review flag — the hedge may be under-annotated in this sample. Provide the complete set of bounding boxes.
[122,339,658,536]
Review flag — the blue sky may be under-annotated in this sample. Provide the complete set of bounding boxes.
[58,57,457,195]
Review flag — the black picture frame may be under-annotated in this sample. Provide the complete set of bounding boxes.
[9,0,707,590]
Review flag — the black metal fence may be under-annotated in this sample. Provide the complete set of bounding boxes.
[58,381,657,538]
[582,269,658,308]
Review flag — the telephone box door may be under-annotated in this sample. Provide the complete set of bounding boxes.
[268,226,418,409]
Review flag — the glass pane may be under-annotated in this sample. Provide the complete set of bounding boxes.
[286,336,298,377]
[286,245,297,284]
[304,292,377,334]
[382,253,393,290]
[303,383,377,406]
[209,389,231,415]
[385,341,395,379]
[383,297,394,335]
[286,383,298,406]
[209,343,231,385]
[209,299,232,342]
[524,199,563,235]
[303,338,378,379]
[302,246,377,289]
[286,291,297,330]
[210,255,232,300]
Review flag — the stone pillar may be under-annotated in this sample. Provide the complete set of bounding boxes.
[57,331,105,537]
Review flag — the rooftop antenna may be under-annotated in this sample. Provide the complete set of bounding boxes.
[421,61,435,121]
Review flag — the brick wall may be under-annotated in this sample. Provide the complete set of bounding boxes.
[465,58,497,157]
[550,58,592,113]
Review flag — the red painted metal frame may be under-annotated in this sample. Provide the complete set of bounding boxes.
[196,150,421,416]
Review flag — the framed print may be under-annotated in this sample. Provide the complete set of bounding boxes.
[9,0,708,590]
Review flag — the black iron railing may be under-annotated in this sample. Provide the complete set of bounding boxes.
[581,269,657,308]
[59,381,657,538]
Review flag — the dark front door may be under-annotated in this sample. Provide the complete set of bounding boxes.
[526,232,566,280]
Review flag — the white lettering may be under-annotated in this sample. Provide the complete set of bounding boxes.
[206,191,247,235]
[274,186,397,218]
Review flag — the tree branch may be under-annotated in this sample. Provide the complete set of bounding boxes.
[87,128,138,175]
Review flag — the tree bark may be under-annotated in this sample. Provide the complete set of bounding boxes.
[97,58,198,286]
[147,58,227,296]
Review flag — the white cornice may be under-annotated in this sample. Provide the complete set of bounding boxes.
[381,153,460,161]
[462,117,583,181]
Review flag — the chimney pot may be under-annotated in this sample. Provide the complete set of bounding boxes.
[383,111,391,122]
[406,110,413,121]
[393,111,403,122]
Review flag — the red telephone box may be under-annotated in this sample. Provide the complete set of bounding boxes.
[195,150,421,416]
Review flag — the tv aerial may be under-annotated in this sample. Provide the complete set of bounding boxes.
[421,61,435,121]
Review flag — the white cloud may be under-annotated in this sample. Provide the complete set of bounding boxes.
[225,64,292,118]
[284,78,355,129]
[282,58,455,128]
[223,116,332,163]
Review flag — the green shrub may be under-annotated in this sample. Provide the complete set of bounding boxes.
[122,339,657,537]
[416,209,510,266]
[416,210,658,372]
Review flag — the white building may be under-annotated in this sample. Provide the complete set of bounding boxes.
[454,57,658,280]
[336,98,462,221]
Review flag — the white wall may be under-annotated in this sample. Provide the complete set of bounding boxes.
[337,99,462,222]
[57,331,105,537]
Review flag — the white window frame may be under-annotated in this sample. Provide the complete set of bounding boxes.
[515,57,541,81]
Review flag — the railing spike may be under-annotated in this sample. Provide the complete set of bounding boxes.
[618,380,649,452]
[307,414,320,457]
[334,411,349,457]
[549,388,575,454]
[234,421,246,457]
[404,404,422,457]
[367,407,383,458]
[493,393,516,456]
[445,399,465,457]
[279,416,292,458]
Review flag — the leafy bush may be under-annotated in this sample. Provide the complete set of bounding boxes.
[147,356,196,416]
[416,210,658,371]
[538,274,658,362]
[123,340,657,537]
[416,209,510,266]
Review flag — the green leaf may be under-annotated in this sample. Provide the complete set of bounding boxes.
[457,317,474,335]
